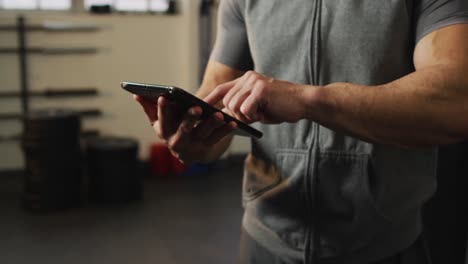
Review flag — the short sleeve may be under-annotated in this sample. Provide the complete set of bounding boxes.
[210,0,254,71]
[415,0,468,44]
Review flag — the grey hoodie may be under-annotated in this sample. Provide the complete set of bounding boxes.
[211,0,468,263]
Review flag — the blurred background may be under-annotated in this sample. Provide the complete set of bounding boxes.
[0,1,247,263]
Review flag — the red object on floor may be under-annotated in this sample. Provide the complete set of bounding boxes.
[149,143,187,176]
[170,155,186,175]
[149,143,171,176]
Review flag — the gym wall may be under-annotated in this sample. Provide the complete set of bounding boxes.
[0,0,250,170]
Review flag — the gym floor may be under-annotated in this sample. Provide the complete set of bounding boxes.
[0,158,244,264]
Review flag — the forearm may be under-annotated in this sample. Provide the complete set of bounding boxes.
[306,64,468,148]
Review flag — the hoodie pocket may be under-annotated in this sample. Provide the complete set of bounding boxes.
[316,151,390,257]
[242,150,309,251]
[242,154,283,202]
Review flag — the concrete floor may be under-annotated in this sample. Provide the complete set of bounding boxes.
[0,160,244,264]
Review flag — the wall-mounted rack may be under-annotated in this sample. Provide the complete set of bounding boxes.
[0,109,102,121]
[0,16,102,117]
[0,21,100,32]
[0,87,98,98]
[0,15,104,167]
[0,47,99,55]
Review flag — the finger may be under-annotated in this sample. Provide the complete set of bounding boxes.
[166,127,188,155]
[222,107,234,116]
[228,87,251,113]
[240,81,267,122]
[167,107,202,153]
[134,94,158,123]
[192,112,225,140]
[223,72,258,116]
[134,94,157,104]
[204,121,238,146]
[204,77,240,105]
[222,105,252,124]
[179,106,202,134]
[223,72,257,109]
[157,96,180,139]
[222,107,250,123]
[227,86,254,123]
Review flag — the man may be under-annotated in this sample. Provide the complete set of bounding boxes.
[136,0,468,263]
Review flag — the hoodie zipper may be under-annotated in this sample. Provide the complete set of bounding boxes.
[305,0,322,263]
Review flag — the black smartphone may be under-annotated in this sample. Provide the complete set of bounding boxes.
[121,81,263,139]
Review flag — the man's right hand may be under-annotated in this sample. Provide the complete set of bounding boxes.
[134,94,237,164]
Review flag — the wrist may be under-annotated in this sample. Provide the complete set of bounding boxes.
[299,84,329,122]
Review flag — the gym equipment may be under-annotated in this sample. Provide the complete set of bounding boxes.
[21,109,82,212]
[86,136,142,203]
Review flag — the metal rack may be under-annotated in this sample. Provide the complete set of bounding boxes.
[0,15,102,139]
